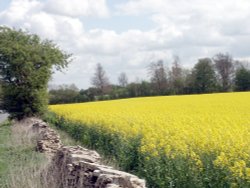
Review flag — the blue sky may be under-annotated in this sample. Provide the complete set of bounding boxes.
[0,0,11,11]
[0,0,250,88]
[83,14,155,33]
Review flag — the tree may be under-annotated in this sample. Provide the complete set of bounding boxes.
[169,56,184,94]
[148,60,168,95]
[118,72,128,87]
[127,82,140,97]
[139,80,152,96]
[91,63,110,95]
[81,87,99,101]
[49,84,79,104]
[191,58,217,93]
[235,66,250,91]
[0,27,70,119]
[213,53,234,91]
[183,69,195,94]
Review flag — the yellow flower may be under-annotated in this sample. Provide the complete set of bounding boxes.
[214,152,229,168]
[50,92,250,181]
[230,160,246,179]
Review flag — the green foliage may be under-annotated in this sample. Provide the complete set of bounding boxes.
[235,66,250,91]
[0,27,70,119]
[191,58,217,93]
[49,84,79,104]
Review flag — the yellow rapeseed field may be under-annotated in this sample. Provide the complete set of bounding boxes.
[50,92,250,187]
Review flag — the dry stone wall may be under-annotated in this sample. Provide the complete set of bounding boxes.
[32,121,62,156]
[31,118,146,188]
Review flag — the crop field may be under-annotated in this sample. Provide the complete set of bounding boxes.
[49,92,250,187]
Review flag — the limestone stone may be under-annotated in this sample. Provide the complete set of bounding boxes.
[30,118,146,188]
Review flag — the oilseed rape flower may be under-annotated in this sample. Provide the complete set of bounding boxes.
[50,92,250,187]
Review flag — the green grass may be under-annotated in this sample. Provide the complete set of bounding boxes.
[0,120,48,188]
[0,121,12,186]
[48,122,80,146]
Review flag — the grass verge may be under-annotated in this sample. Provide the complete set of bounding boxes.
[0,120,48,188]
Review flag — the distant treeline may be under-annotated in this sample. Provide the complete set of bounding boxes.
[49,53,250,104]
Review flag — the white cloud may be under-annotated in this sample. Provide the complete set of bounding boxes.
[1,0,250,88]
[117,0,250,59]
[44,0,109,18]
[0,0,42,25]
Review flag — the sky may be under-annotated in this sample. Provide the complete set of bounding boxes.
[0,0,250,89]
